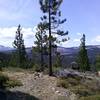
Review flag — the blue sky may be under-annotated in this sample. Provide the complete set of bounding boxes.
[0,0,100,47]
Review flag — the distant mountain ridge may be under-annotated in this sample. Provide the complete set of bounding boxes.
[0,45,13,52]
[0,45,100,55]
[0,45,100,66]
[57,45,100,67]
[58,45,100,55]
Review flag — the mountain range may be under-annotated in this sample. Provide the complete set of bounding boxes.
[0,45,13,52]
[0,45,100,67]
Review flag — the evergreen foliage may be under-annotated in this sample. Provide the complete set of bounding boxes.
[39,0,69,75]
[0,52,10,68]
[95,54,100,71]
[54,52,63,68]
[34,22,48,71]
[78,34,90,71]
[12,25,27,68]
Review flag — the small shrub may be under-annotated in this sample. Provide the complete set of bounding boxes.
[6,79,22,88]
[0,73,9,89]
[70,84,95,97]
[57,96,68,100]
[43,68,49,75]
[75,89,93,97]
[79,95,100,100]
[0,72,22,89]
[0,67,2,71]
[57,77,80,88]
[57,78,71,88]
[33,64,41,72]
[81,79,100,94]
[53,66,61,73]
[67,78,80,86]
[57,73,100,99]
[74,76,82,81]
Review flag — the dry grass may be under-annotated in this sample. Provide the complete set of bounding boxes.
[57,75,100,99]
[0,71,22,89]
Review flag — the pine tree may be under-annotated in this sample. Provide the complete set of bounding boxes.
[54,52,63,68]
[34,22,47,71]
[96,54,100,71]
[78,34,90,71]
[39,0,69,76]
[13,25,27,68]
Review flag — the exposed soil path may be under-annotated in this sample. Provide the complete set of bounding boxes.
[3,71,77,100]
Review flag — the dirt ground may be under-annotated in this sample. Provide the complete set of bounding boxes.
[2,70,77,100]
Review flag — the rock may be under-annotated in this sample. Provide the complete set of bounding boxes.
[97,71,100,77]
[55,69,81,78]
[70,61,79,70]
[39,72,43,78]
[33,72,40,78]
[55,90,60,94]
[52,87,55,91]
[55,68,97,80]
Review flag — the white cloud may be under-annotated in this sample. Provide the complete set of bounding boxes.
[73,39,80,42]
[0,26,81,48]
[59,38,80,47]
[91,35,100,43]
[0,26,36,47]
[76,32,82,36]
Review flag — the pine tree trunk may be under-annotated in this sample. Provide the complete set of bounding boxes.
[41,36,44,71]
[48,0,52,76]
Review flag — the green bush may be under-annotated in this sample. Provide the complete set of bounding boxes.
[33,64,41,72]
[95,54,100,71]
[70,85,94,97]
[67,78,80,86]
[0,67,2,71]
[0,73,9,89]
[0,72,22,89]
[57,78,71,88]
[43,68,49,75]
[57,77,80,89]
[57,76,100,99]
[6,79,22,88]
[79,95,100,100]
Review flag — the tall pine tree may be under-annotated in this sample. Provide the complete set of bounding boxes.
[78,34,90,71]
[39,0,69,76]
[95,54,100,71]
[13,25,27,68]
[34,22,48,71]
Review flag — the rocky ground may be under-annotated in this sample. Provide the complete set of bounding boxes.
[2,70,77,100]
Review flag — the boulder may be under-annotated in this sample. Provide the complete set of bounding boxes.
[97,71,100,76]
[55,69,81,78]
